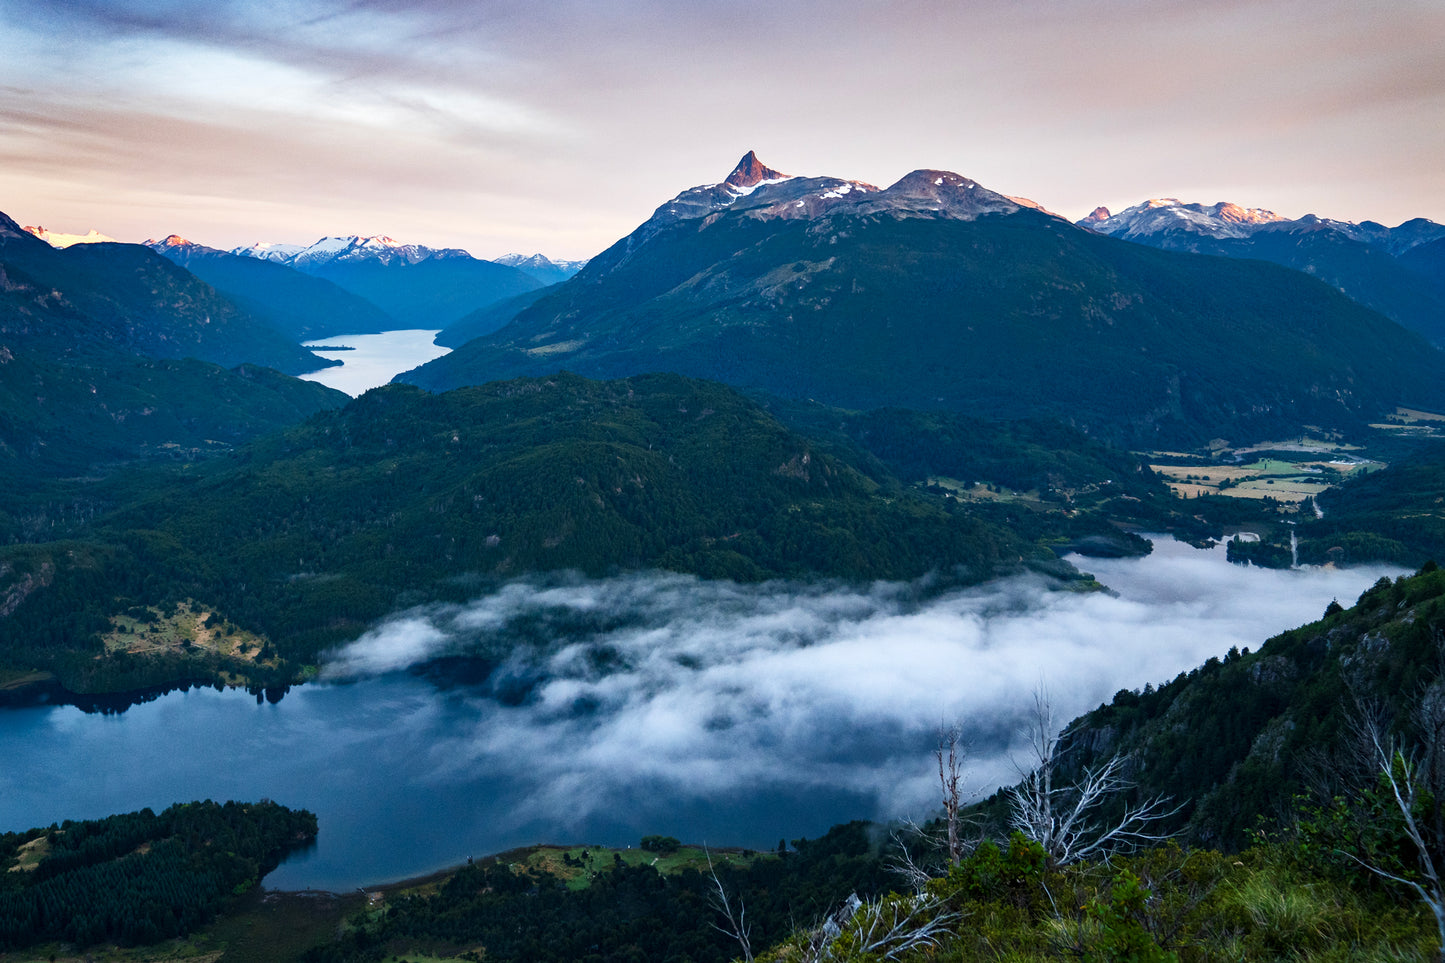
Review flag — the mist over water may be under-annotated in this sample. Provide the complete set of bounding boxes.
[321,536,1403,839]
[0,538,1406,890]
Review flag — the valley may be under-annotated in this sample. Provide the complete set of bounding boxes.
[5,148,1445,962]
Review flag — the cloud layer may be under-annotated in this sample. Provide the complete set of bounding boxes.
[322,538,1405,831]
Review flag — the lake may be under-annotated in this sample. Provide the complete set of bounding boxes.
[0,538,1404,891]
[300,329,451,396]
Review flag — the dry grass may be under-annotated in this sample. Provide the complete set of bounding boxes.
[101,601,271,665]
[1149,456,1375,504]
[927,477,1049,509]
[1393,407,1445,423]
[6,835,51,874]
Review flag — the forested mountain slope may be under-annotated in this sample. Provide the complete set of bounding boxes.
[400,158,1445,448]
[0,373,1067,693]
[1061,561,1445,849]
[148,236,399,341]
[0,212,349,489]
[0,213,330,374]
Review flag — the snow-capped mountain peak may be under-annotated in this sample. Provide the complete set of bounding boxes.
[142,235,228,263]
[24,226,118,248]
[494,253,590,272]
[719,150,794,197]
[1084,199,1288,241]
[232,235,475,269]
[231,241,308,262]
[146,234,197,249]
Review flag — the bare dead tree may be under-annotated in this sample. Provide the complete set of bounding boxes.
[888,724,982,890]
[937,723,965,866]
[1343,699,1445,962]
[886,820,941,893]
[788,891,959,962]
[1009,687,1180,865]
[704,848,753,962]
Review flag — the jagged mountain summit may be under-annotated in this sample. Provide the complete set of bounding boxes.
[580,150,1050,281]
[647,150,1035,228]
[1079,199,1288,241]
[230,232,542,329]
[493,253,589,285]
[1081,198,1445,252]
[399,152,1445,448]
[1080,199,1445,344]
[232,234,475,269]
[24,225,119,247]
[144,234,400,341]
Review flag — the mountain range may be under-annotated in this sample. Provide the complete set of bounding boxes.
[145,235,398,342]
[399,152,1445,448]
[493,253,589,286]
[0,212,347,484]
[229,235,543,329]
[0,214,327,374]
[1080,199,1445,344]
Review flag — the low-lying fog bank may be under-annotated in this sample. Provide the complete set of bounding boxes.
[320,536,1403,840]
[0,537,1405,890]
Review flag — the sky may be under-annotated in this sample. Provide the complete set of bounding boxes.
[2,0,1442,261]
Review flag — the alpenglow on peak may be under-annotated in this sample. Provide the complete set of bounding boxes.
[723,151,788,190]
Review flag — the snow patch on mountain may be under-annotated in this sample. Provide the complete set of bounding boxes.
[1083,199,1287,241]
[24,226,118,248]
[1082,199,1445,254]
[494,253,590,273]
[231,241,308,262]
[232,236,475,269]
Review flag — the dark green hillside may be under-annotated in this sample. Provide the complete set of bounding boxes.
[0,211,348,497]
[1218,440,1445,569]
[1058,562,1445,849]
[310,255,542,329]
[433,283,558,347]
[1296,440,1445,565]
[0,373,1060,690]
[0,216,331,375]
[403,208,1445,447]
[0,353,347,497]
[151,238,399,341]
[1098,220,1445,346]
[1400,234,1445,297]
[1222,225,1445,345]
[767,399,1155,496]
[0,800,316,950]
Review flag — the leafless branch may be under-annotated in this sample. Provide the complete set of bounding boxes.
[704,848,753,962]
[789,892,959,962]
[936,723,965,866]
[1009,686,1181,865]
[1352,715,1445,961]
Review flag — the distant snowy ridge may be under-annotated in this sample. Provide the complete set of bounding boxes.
[1081,199,1287,241]
[1081,198,1445,253]
[494,253,590,273]
[24,226,118,248]
[232,235,476,269]
[143,234,225,257]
